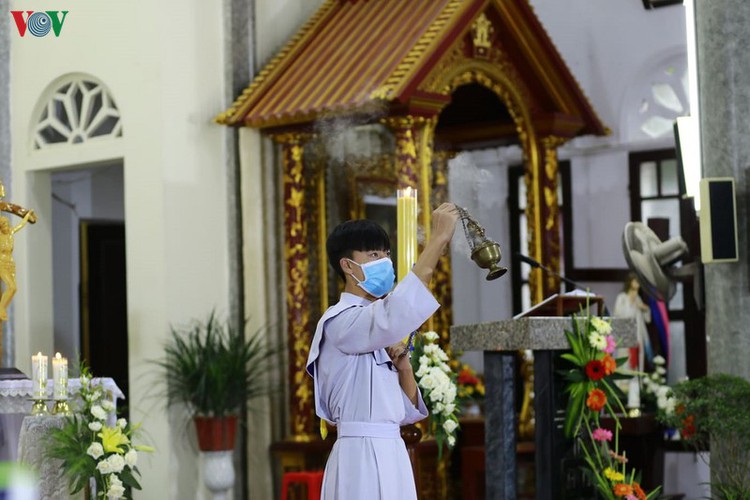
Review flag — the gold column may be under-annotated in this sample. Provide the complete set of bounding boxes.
[274,132,315,440]
[526,136,566,300]
[384,115,439,316]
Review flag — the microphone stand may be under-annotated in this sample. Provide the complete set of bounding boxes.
[516,253,611,315]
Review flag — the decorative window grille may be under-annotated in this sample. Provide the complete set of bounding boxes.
[33,78,122,149]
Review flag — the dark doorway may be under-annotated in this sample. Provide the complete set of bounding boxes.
[80,221,128,416]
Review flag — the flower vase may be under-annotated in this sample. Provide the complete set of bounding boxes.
[201,450,235,500]
[194,416,237,499]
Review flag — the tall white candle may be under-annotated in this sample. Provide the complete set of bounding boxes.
[397,187,418,282]
[52,352,68,400]
[31,352,48,399]
[397,187,418,344]
[627,376,641,409]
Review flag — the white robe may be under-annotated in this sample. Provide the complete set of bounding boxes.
[306,271,438,500]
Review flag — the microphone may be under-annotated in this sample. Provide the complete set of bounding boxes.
[516,253,541,269]
[515,253,584,291]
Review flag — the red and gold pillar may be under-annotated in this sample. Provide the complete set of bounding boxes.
[525,135,566,302]
[274,132,315,440]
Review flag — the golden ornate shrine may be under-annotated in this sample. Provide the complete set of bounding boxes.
[217,0,607,477]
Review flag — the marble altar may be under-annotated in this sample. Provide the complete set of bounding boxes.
[452,316,636,500]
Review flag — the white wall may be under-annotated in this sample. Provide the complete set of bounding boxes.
[11,0,231,497]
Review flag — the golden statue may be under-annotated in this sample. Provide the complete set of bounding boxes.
[0,181,36,322]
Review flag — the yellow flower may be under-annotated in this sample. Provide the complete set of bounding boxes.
[603,467,625,482]
[99,426,130,454]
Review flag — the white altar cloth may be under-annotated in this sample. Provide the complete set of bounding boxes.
[0,378,124,414]
[0,378,123,462]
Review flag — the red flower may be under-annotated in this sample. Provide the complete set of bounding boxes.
[586,389,607,411]
[681,414,696,439]
[633,482,647,500]
[601,354,617,376]
[458,369,479,386]
[613,483,633,497]
[585,360,606,381]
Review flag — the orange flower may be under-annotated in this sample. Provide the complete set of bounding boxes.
[586,388,607,411]
[613,483,633,497]
[681,414,696,439]
[633,482,647,500]
[601,354,617,376]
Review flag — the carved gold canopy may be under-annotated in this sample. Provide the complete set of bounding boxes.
[217,0,608,439]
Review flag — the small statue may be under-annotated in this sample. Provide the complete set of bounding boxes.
[0,181,36,322]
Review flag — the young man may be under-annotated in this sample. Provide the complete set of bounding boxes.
[306,203,459,499]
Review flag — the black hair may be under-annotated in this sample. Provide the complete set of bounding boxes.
[327,219,391,282]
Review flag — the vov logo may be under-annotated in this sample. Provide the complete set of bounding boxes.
[10,11,69,37]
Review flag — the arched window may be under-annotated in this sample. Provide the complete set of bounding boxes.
[624,53,688,142]
[33,76,122,150]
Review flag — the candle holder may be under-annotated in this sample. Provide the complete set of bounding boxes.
[52,399,72,416]
[30,399,50,416]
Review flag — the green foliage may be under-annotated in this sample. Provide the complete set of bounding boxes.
[46,364,151,499]
[560,312,660,499]
[658,373,750,499]
[154,310,278,417]
[47,415,97,494]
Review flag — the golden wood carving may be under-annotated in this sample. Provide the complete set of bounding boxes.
[382,116,420,190]
[344,154,398,220]
[416,117,437,245]
[539,135,567,296]
[274,132,315,439]
[416,23,560,302]
[471,13,493,58]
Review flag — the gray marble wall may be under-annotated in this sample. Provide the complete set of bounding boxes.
[0,14,13,368]
[697,1,750,380]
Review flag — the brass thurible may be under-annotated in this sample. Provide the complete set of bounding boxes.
[457,205,507,281]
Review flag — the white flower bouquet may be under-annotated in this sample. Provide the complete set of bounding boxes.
[411,331,459,458]
[48,365,153,499]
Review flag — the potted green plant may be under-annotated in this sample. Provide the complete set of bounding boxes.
[155,310,277,451]
[659,373,750,499]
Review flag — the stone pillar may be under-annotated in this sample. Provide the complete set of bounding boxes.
[696,1,750,488]
[0,15,12,367]
[274,133,315,440]
[696,1,750,381]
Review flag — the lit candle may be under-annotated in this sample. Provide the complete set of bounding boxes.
[52,353,68,400]
[31,352,48,399]
[397,187,418,282]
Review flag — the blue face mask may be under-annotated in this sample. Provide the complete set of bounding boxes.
[348,257,395,298]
